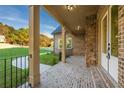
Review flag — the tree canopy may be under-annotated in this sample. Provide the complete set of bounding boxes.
[0,22,53,47]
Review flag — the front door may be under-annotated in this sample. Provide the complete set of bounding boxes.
[101,6,118,82]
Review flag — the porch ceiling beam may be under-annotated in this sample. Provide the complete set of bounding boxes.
[43,6,73,33]
[43,5,66,26]
[29,5,40,87]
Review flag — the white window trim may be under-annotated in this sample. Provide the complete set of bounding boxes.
[66,37,73,49]
[58,37,73,49]
[58,38,62,49]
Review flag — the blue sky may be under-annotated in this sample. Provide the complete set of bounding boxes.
[0,5,60,38]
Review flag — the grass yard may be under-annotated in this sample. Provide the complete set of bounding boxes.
[0,48,58,65]
[0,48,29,59]
[0,47,59,87]
[40,53,59,66]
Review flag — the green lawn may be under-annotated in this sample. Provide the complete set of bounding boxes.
[0,47,59,65]
[40,53,59,66]
[0,47,59,87]
[0,48,29,59]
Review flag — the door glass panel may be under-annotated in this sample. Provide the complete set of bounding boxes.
[111,6,118,57]
[102,16,107,53]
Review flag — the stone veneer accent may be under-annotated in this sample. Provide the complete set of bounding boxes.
[118,6,124,87]
[85,15,97,66]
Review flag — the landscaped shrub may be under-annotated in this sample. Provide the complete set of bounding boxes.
[52,56,57,65]
[40,52,59,66]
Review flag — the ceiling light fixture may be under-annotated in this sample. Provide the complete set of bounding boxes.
[65,5,76,11]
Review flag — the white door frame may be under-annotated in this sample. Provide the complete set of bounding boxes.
[100,10,109,72]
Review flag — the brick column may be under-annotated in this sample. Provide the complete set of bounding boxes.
[29,5,40,87]
[118,6,124,87]
[62,27,66,63]
[85,15,97,67]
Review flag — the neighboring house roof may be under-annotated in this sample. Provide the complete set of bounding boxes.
[51,26,62,35]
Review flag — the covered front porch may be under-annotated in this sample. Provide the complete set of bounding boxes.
[28,5,121,88]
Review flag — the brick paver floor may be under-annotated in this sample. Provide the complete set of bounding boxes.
[39,56,118,88]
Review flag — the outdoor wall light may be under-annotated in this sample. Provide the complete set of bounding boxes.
[76,26,81,30]
[65,5,76,11]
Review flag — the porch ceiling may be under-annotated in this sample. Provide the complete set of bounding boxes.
[43,5,99,35]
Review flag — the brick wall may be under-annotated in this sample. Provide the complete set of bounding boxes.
[72,34,85,56]
[54,32,86,56]
[118,6,124,87]
[85,15,97,66]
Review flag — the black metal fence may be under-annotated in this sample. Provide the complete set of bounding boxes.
[0,55,29,88]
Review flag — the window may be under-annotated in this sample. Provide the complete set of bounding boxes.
[58,37,72,49]
[66,37,72,49]
[58,39,62,49]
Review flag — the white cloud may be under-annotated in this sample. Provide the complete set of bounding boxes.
[40,32,53,38]
[44,25,56,30]
[0,16,27,24]
[41,24,56,30]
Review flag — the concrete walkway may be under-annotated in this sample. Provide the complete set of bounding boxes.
[12,56,52,74]
[39,56,117,88]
